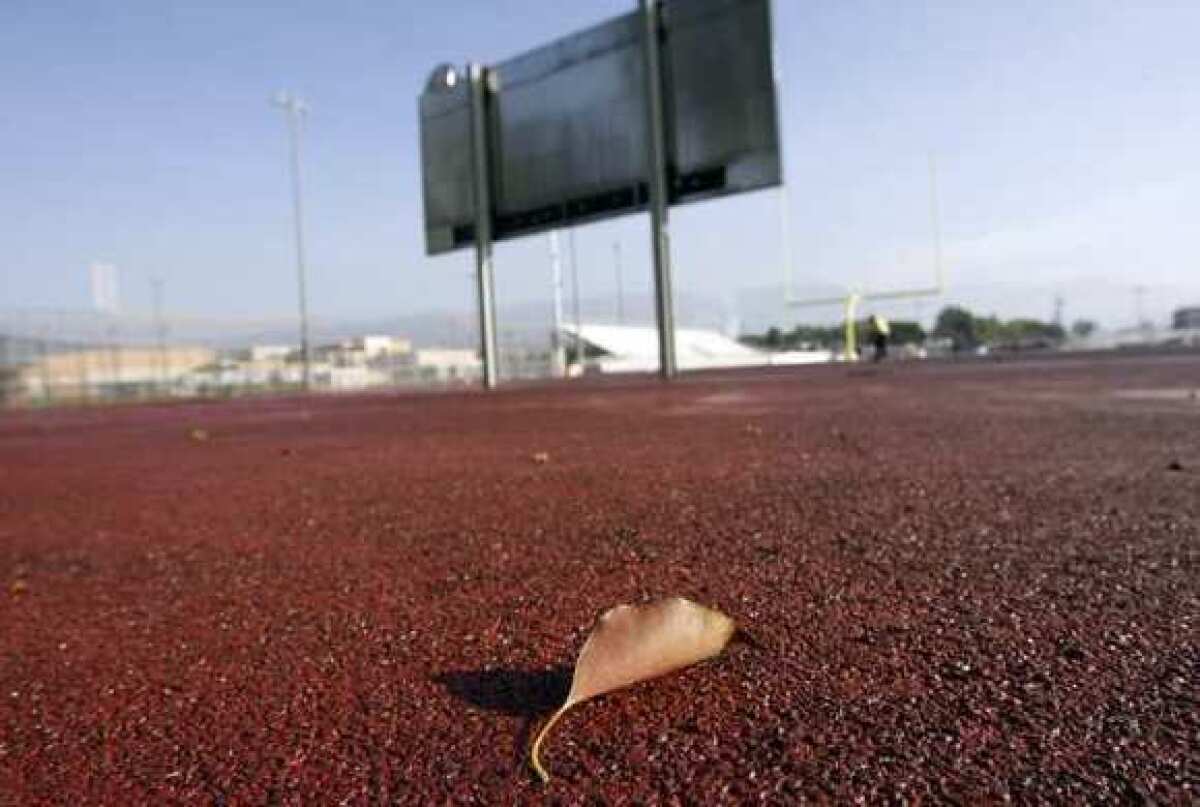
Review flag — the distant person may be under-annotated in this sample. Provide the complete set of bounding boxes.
[868,314,890,362]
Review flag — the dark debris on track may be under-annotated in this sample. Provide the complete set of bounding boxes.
[1,354,1197,804]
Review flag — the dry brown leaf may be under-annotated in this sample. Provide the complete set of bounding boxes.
[530,596,735,783]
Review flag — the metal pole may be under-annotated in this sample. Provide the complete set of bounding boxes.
[273,91,312,391]
[151,277,169,392]
[0,327,7,406]
[1134,285,1147,329]
[75,325,89,402]
[640,0,677,379]
[37,323,52,404]
[468,63,499,389]
[569,228,583,375]
[550,231,566,377]
[107,323,120,399]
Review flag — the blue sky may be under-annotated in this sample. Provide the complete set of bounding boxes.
[2,0,1197,330]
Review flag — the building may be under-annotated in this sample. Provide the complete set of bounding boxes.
[1173,306,1200,330]
[13,346,217,401]
[246,345,293,362]
[313,335,413,366]
[412,348,482,383]
[356,335,412,358]
[314,364,390,390]
[181,356,302,392]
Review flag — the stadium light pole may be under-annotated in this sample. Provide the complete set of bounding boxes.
[272,91,312,390]
[549,231,566,377]
[569,228,583,375]
[1133,284,1147,329]
[150,276,169,392]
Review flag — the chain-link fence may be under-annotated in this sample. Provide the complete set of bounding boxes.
[0,309,559,408]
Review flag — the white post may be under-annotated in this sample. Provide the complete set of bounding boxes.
[569,228,583,376]
[468,64,499,389]
[550,231,566,377]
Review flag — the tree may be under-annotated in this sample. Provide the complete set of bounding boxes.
[973,314,1003,346]
[934,306,978,351]
[888,320,926,345]
[1071,319,1097,338]
[0,365,18,404]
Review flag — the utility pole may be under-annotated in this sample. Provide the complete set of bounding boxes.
[151,277,169,392]
[569,228,583,375]
[0,329,7,403]
[550,232,566,377]
[1134,285,1148,330]
[272,91,312,390]
[37,321,52,403]
[107,322,120,399]
[71,316,88,402]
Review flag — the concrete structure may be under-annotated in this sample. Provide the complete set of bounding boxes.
[247,345,293,362]
[1172,306,1200,330]
[413,349,482,383]
[181,357,303,392]
[14,346,217,401]
[1162,308,1200,348]
[1069,322,1200,351]
[559,324,832,374]
[354,335,412,358]
[316,365,391,390]
[314,335,412,366]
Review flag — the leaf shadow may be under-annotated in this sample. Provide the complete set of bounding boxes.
[436,666,570,715]
[435,666,571,777]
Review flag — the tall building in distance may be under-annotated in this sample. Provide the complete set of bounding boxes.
[89,263,119,313]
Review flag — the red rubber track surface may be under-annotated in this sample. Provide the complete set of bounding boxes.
[2,354,1197,804]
